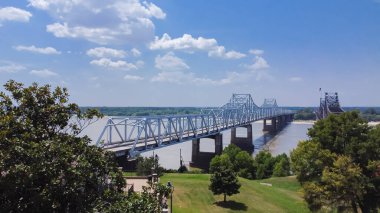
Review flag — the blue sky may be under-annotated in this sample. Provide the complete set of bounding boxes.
[0,0,379,107]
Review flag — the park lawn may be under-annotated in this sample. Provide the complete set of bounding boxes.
[160,173,310,213]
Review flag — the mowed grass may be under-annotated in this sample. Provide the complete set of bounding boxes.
[160,173,310,213]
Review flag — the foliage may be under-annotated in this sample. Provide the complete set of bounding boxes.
[178,165,188,173]
[290,111,380,212]
[95,182,172,213]
[209,154,241,202]
[273,157,291,177]
[81,106,201,116]
[222,144,256,179]
[0,80,125,212]
[294,108,316,120]
[136,155,164,176]
[254,151,276,179]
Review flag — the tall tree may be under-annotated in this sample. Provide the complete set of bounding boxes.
[291,111,380,212]
[0,80,125,212]
[209,154,241,202]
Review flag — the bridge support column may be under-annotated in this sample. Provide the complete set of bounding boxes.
[190,133,223,171]
[231,124,254,152]
[263,118,277,132]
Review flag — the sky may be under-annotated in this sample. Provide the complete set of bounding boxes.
[0,0,379,107]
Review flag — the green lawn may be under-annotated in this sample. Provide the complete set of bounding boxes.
[160,173,310,213]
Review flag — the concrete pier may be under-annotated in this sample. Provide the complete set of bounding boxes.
[190,133,223,170]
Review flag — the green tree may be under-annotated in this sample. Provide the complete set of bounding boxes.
[209,154,241,202]
[222,143,241,168]
[235,151,256,179]
[0,80,125,212]
[291,111,380,212]
[254,151,276,179]
[136,155,164,176]
[273,157,290,177]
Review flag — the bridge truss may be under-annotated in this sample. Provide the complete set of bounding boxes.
[96,94,294,157]
[316,92,344,119]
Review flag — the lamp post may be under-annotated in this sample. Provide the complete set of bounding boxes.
[167,181,174,213]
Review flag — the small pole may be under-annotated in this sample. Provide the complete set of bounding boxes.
[180,149,182,168]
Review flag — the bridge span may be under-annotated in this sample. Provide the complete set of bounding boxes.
[316,92,344,120]
[96,94,295,162]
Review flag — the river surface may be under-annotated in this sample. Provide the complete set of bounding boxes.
[81,118,312,170]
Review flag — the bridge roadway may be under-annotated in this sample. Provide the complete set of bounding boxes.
[96,94,295,158]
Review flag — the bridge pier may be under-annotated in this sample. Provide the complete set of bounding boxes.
[263,115,294,132]
[190,133,223,171]
[263,117,277,132]
[231,124,254,151]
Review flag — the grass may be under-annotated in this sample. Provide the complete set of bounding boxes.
[160,173,310,213]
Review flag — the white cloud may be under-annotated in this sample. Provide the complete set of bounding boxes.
[155,52,189,71]
[244,56,270,70]
[150,33,246,59]
[90,58,138,70]
[131,48,141,57]
[14,45,61,54]
[29,0,165,45]
[0,62,26,73]
[289,77,303,82]
[249,49,264,55]
[30,69,58,77]
[0,7,32,25]
[208,46,246,59]
[124,74,143,80]
[87,47,126,58]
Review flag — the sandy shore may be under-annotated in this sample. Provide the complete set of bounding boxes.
[368,121,380,126]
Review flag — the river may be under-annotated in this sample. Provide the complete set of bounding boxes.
[81,118,312,170]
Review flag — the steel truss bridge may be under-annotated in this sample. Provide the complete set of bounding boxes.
[316,92,344,120]
[96,94,294,158]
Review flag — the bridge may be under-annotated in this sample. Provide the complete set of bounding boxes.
[96,94,294,166]
[316,92,344,120]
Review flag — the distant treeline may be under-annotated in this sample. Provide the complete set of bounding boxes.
[81,106,380,121]
[80,107,202,116]
[291,107,380,121]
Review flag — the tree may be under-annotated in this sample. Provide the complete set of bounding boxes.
[290,111,380,212]
[209,154,241,202]
[273,158,290,177]
[235,151,256,179]
[136,155,164,176]
[254,151,276,179]
[0,80,125,212]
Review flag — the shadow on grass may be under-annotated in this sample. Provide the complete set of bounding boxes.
[214,200,248,211]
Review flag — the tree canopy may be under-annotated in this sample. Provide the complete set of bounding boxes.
[291,111,380,212]
[0,80,125,212]
[209,154,241,202]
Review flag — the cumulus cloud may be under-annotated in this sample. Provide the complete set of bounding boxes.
[30,69,58,77]
[289,77,303,82]
[124,74,143,80]
[0,62,26,73]
[0,7,32,25]
[155,52,189,71]
[14,45,61,54]
[28,0,166,45]
[86,47,126,58]
[90,58,138,70]
[249,49,264,55]
[150,33,246,59]
[244,56,270,70]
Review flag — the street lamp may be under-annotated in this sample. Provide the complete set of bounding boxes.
[167,181,174,213]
